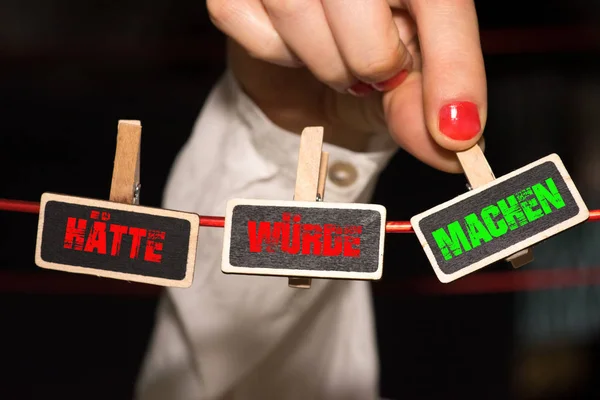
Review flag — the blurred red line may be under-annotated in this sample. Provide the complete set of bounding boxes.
[480,25,600,55]
[1,267,600,297]
[0,26,596,66]
[376,267,600,295]
[0,271,162,297]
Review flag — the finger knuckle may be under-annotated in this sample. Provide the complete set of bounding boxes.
[263,0,305,19]
[408,0,471,15]
[315,69,353,91]
[206,0,232,26]
[246,33,287,63]
[353,46,403,80]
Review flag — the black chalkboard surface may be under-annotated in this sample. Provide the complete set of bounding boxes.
[411,154,589,283]
[35,193,200,287]
[222,198,387,280]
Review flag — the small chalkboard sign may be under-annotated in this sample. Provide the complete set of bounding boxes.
[411,154,589,283]
[35,193,200,287]
[222,198,387,280]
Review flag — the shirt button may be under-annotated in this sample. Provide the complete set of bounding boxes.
[329,161,358,187]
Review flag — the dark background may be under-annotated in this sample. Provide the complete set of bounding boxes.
[0,1,599,399]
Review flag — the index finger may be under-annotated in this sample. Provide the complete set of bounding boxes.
[407,0,487,151]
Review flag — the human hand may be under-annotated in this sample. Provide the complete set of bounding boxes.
[209,0,487,173]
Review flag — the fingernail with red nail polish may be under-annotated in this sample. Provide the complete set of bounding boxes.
[372,70,409,92]
[347,82,373,97]
[438,101,481,140]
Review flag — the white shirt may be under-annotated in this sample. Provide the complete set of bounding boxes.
[135,71,398,400]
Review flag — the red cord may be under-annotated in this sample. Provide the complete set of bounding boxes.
[2,198,600,295]
[1,198,599,233]
[199,216,225,228]
[0,199,40,214]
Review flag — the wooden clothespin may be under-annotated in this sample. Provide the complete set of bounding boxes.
[35,120,200,287]
[221,127,387,287]
[288,127,329,289]
[410,144,589,283]
[456,144,533,269]
[109,120,142,205]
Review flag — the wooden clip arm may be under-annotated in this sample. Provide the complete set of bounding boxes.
[288,127,328,289]
[457,144,533,269]
[110,120,141,205]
